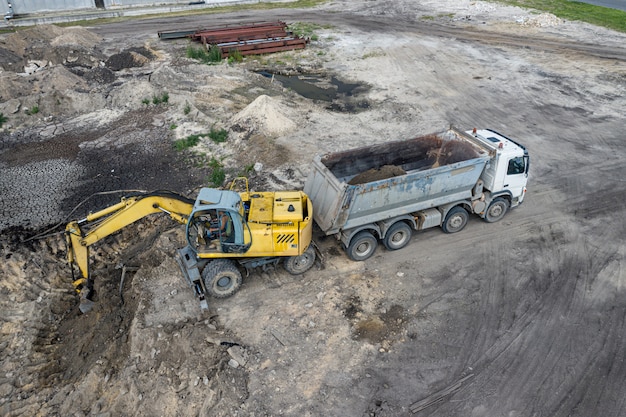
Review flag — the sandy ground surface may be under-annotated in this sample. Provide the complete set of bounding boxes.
[1,1,626,416]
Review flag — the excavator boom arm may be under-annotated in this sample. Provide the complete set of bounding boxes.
[65,192,194,311]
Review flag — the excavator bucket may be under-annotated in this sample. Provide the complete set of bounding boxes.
[79,288,95,314]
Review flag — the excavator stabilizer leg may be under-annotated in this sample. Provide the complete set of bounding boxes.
[176,246,209,310]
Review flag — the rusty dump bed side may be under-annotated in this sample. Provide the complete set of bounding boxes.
[303,129,491,235]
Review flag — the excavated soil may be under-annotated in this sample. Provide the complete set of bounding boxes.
[1,1,626,416]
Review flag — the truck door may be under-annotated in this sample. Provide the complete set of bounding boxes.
[504,155,529,203]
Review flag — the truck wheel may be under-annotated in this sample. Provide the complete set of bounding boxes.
[383,222,412,250]
[202,259,242,298]
[284,245,316,275]
[485,198,509,223]
[442,206,469,233]
[347,231,378,261]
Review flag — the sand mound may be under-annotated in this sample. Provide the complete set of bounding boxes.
[230,95,297,137]
[50,26,103,48]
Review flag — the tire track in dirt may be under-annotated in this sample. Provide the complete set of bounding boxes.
[423,225,625,416]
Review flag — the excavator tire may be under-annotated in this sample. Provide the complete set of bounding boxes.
[283,245,316,275]
[202,259,243,298]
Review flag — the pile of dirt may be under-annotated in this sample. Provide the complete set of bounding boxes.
[430,139,482,167]
[230,94,297,138]
[348,164,407,185]
[519,12,563,27]
[0,25,163,130]
[0,25,104,70]
[105,46,156,71]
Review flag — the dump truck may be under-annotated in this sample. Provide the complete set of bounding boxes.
[65,179,316,312]
[303,127,529,261]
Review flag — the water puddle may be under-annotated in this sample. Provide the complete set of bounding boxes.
[257,71,371,112]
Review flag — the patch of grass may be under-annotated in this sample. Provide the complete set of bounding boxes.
[208,157,226,187]
[144,92,170,106]
[288,22,331,41]
[239,164,255,177]
[495,0,626,32]
[227,49,244,64]
[0,113,7,128]
[208,126,228,143]
[186,44,222,64]
[174,127,228,151]
[421,15,435,20]
[151,92,169,105]
[362,49,386,59]
[183,102,191,115]
[26,105,39,115]
[170,123,177,130]
[174,134,203,151]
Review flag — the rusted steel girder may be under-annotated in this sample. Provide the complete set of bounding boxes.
[190,21,287,42]
[196,29,290,45]
[170,20,309,57]
[219,38,308,57]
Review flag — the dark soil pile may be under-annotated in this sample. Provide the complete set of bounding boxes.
[105,47,156,71]
[348,164,407,185]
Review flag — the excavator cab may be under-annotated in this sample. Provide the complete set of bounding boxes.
[185,187,253,256]
[187,208,252,254]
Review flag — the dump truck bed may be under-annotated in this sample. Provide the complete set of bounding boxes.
[303,129,491,235]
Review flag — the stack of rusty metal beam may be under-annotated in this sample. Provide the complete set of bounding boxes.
[188,21,308,57]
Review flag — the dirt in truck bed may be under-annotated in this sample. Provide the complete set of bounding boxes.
[1,1,626,416]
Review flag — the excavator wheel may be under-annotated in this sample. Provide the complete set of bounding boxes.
[202,259,243,298]
[283,245,316,275]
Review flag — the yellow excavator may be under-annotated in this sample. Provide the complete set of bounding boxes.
[65,179,316,313]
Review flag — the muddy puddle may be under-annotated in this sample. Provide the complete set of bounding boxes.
[258,71,371,112]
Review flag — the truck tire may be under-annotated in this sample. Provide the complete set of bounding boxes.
[284,245,316,275]
[442,206,469,233]
[347,231,378,261]
[202,259,242,298]
[485,198,509,223]
[383,222,412,250]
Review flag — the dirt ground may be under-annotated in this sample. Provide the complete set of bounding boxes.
[1,1,626,416]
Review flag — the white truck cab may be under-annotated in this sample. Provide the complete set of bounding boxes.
[467,128,529,208]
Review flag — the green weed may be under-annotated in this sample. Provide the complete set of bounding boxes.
[0,113,7,128]
[208,126,228,143]
[288,22,331,40]
[227,49,244,64]
[186,44,222,64]
[174,134,203,151]
[497,0,626,32]
[208,157,226,187]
